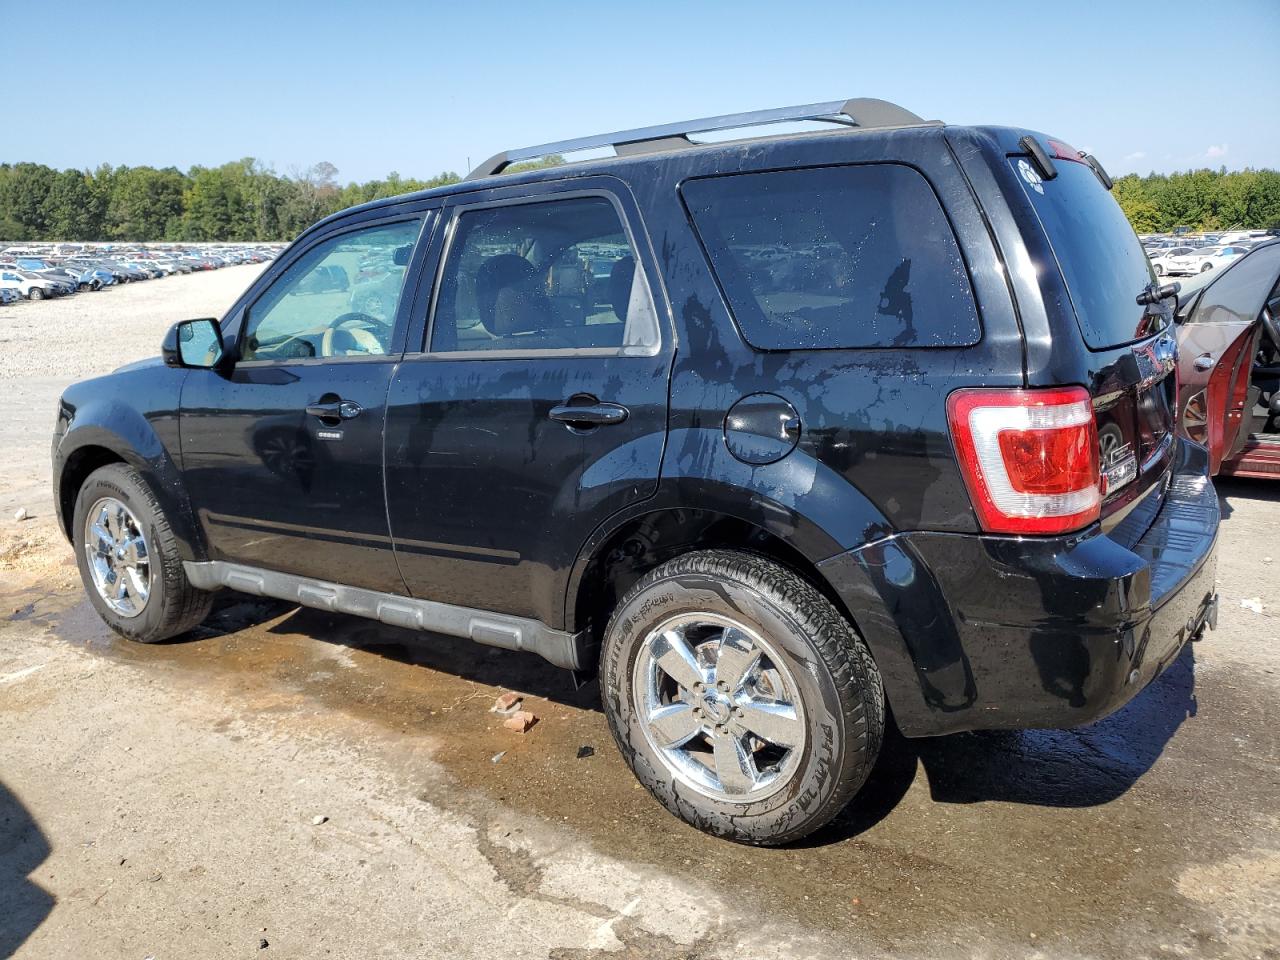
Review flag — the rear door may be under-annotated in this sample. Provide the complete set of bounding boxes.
[383,178,672,629]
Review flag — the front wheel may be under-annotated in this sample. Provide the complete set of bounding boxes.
[1154,263,1165,276]
[28,287,44,301]
[73,463,213,643]
[1202,263,1214,272]
[600,550,884,845]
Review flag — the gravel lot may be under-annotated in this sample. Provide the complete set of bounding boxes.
[0,269,1278,959]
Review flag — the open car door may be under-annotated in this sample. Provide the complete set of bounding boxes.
[1176,242,1280,475]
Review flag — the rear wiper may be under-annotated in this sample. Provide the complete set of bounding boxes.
[1137,280,1180,306]
[1081,152,1114,191]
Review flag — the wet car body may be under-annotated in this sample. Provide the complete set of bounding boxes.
[53,105,1218,752]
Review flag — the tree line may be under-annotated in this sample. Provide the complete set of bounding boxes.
[1112,168,1280,234]
[0,159,463,243]
[3,157,1279,243]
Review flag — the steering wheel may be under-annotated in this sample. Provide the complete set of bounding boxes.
[1262,302,1280,355]
[321,312,387,357]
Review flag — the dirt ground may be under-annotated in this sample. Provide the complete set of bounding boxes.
[1,269,1278,960]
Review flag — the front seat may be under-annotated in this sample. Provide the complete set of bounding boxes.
[474,254,562,347]
[608,255,636,322]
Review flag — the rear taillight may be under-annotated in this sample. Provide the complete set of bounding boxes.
[947,387,1101,535]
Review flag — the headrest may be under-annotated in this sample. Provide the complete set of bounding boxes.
[608,256,636,322]
[475,254,552,336]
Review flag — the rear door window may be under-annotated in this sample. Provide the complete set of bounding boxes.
[429,195,660,355]
[681,164,980,350]
[1012,158,1156,348]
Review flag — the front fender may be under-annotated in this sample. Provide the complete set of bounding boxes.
[53,374,205,562]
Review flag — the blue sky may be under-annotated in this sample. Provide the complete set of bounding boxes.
[3,0,1276,182]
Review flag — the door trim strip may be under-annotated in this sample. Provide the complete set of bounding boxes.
[183,560,587,670]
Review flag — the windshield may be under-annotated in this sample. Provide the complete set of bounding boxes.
[1013,158,1157,348]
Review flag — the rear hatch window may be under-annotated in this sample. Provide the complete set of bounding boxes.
[1012,157,1156,349]
[1012,149,1177,530]
[681,164,980,350]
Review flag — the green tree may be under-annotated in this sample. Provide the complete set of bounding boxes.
[107,167,186,240]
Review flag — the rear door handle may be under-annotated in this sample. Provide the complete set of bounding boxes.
[548,402,629,427]
[1193,353,1215,372]
[306,400,363,421]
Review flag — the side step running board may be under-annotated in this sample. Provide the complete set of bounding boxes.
[183,561,589,671]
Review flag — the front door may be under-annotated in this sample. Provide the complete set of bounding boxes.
[179,215,428,591]
[384,185,672,628]
[1178,243,1280,471]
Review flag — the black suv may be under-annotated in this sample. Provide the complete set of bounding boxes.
[52,99,1219,845]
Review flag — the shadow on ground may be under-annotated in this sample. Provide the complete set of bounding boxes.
[806,642,1198,845]
[0,779,54,956]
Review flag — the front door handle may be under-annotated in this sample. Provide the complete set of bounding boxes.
[306,399,363,421]
[549,401,629,427]
[1193,353,1215,372]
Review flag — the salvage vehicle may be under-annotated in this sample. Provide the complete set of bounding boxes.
[0,269,58,300]
[1175,239,1280,477]
[53,98,1220,845]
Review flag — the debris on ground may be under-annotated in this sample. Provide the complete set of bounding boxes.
[576,745,595,759]
[14,507,29,521]
[259,937,269,949]
[311,815,328,826]
[491,751,506,763]
[1242,597,1263,613]
[502,711,538,733]
[491,692,523,715]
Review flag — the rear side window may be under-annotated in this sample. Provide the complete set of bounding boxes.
[681,164,980,350]
[429,196,660,354]
[1012,158,1155,349]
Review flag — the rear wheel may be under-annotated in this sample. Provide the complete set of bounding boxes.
[1202,263,1214,272]
[73,464,212,643]
[600,550,884,845]
[1154,263,1165,276]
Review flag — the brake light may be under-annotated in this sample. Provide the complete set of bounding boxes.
[1046,139,1086,163]
[947,387,1101,535]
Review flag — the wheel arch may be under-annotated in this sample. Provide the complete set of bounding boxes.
[55,415,205,561]
[566,503,869,676]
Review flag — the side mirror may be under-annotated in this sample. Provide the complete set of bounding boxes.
[162,318,224,369]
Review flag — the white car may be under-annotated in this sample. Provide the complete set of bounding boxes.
[1149,246,1196,275]
[1163,245,1251,276]
[0,269,56,300]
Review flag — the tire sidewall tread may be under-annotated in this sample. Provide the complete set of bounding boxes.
[73,463,211,643]
[600,549,884,846]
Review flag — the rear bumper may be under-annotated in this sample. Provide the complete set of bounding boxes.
[819,439,1219,737]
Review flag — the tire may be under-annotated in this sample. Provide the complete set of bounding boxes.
[1201,263,1213,272]
[600,549,884,845]
[1154,263,1164,276]
[28,287,44,301]
[73,463,213,643]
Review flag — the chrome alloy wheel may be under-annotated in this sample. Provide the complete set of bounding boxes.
[632,612,806,802]
[83,497,151,618]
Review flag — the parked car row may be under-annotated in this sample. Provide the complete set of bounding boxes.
[0,243,281,305]
[1141,230,1277,277]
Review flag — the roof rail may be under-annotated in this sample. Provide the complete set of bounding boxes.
[466,98,936,180]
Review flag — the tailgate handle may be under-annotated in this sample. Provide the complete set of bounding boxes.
[1193,353,1215,372]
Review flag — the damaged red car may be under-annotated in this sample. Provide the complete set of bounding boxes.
[1176,239,1280,477]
